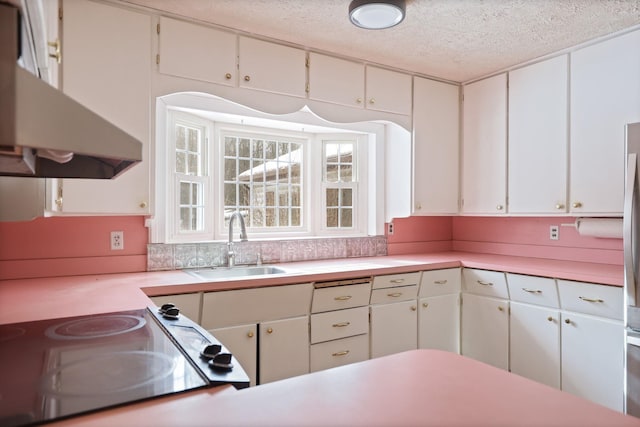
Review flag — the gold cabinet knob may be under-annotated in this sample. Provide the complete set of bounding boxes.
[498,306,504,312]
[247,331,254,338]
[422,302,429,308]
[547,316,553,322]
[496,204,504,211]
[415,202,422,210]
[225,73,232,79]
[244,75,251,82]
[410,306,417,311]
[356,98,363,104]
[572,202,582,208]
[139,201,148,209]
[266,327,273,334]
[369,98,376,104]
[564,318,571,324]
[555,203,564,210]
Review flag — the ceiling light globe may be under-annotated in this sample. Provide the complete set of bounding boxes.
[349,0,406,30]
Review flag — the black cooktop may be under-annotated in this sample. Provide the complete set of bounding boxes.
[0,307,248,427]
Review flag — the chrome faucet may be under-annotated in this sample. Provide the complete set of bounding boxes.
[227,211,248,268]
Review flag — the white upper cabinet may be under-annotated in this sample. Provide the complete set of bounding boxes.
[238,36,307,98]
[307,53,365,108]
[59,0,151,214]
[412,77,459,214]
[508,55,568,214]
[570,29,640,215]
[158,16,236,86]
[461,73,507,214]
[365,66,412,115]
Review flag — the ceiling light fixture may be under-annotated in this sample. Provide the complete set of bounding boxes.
[349,0,406,30]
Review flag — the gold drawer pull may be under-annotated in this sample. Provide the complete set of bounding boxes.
[247,331,254,338]
[477,280,493,286]
[387,292,403,297]
[434,280,448,285]
[579,296,604,303]
[334,295,352,301]
[522,288,542,294]
[332,350,350,357]
[332,322,351,328]
[390,279,405,284]
[266,327,273,334]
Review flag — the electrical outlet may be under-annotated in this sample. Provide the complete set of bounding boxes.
[111,231,124,250]
[387,222,394,235]
[549,225,559,241]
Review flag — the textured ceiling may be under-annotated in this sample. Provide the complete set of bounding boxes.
[123,0,640,83]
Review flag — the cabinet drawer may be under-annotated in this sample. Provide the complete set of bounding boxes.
[311,282,372,313]
[310,307,369,344]
[419,268,461,297]
[507,274,559,308]
[557,280,623,320]
[372,272,421,289]
[462,268,509,299]
[310,334,369,372]
[201,283,313,329]
[370,284,418,304]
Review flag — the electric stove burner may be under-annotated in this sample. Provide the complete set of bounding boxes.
[45,314,146,340]
[40,351,176,397]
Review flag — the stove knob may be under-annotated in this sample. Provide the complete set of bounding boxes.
[210,352,234,370]
[162,307,180,319]
[159,303,175,314]
[201,344,222,359]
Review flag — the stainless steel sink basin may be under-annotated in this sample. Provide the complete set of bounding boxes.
[186,266,287,280]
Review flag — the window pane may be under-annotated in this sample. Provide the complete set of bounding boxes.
[339,165,352,182]
[341,208,353,227]
[278,142,289,157]
[238,184,250,207]
[341,188,353,207]
[254,140,264,158]
[191,207,198,230]
[291,208,301,226]
[291,185,301,206]
[176,126,186,150]
[290,164,300,183]
[188,128,199,152]
[180,182,190,205]
[326,188,339,207]
[180,207,190,231]
[188,154,199,175]
[326,208,338,228]
[238,159,251,176]
[176,152,186,174]
[224,183,236,206]
[239,138,250,157]
[265,208,276,226]
[192,183,199,205]
[265,141,277,159]
[224,158,237,181]
[252,208,265,227]
[225,137,237,156]
[278,208,289,226]
[266,191,276,207]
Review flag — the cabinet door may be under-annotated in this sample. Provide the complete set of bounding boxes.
[510,302,560,389]
[462,73,507,214]
[570,30,640,214]
[418,294,460,353]
[365,66,412,115]
[508,55,568,214]
[412,77,459,214]
[238,36,306,98]
[209,324,257,387]
[308,53,364,108]
[370,300,418,358]
[158,16,236,86]
[461,293,509,370]
[259,316,309,384]
[561,312,624,411]
[60,0,151,214]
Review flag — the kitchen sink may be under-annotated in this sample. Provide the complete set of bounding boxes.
[186,266,287,280]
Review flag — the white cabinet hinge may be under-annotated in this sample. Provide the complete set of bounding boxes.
[58,6,62,20]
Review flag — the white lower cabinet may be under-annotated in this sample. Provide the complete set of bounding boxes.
[209,324,257,387]
[461,293,509,370]
[259,316,310,384]
[150,293,202,324]
[509,302,560,389]
[370,299,418,358]
[561,312,624,411]
[418,294,460,353]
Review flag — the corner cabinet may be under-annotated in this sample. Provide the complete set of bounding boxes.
[461,73,507,215]
[418,268,460,353]
[508,55,568,214]
[55,0,152,214]
[570,29,640,215]
[412,77,459,214]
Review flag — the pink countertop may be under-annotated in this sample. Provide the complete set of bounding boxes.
[51,349,640,427]
[0,251,622,325]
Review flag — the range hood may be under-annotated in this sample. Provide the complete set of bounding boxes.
[0,1,142,179]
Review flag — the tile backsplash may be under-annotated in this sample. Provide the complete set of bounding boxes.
[147,236,387,271]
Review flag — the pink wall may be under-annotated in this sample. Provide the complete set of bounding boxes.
[0,216,148,280]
